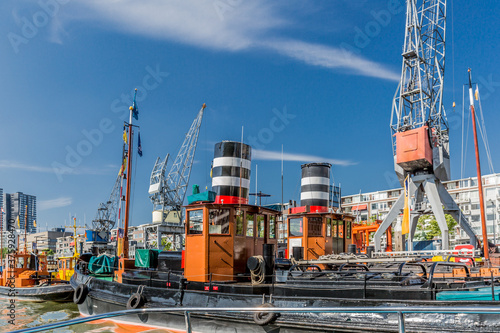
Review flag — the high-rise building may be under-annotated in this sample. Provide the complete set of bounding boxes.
[0,188,3,230]
[2,192,37,233]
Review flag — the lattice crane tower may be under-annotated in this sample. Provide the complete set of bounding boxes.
[149,104,206,224]
[374,0,477,251]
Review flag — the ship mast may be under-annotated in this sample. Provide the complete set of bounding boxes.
[121,89,137,258]
[468,69,489,261]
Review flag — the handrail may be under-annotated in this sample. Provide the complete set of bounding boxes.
[11,305,500,333]
[423,261,471,289]
[397,262,427,278]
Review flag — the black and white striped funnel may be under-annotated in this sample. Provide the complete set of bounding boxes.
[212,141,252,204]
[300,163,331,207]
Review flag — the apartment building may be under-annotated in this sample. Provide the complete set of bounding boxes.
[341,173,500,244]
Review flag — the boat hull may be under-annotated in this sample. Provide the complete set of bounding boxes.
[71,270,500,332]
[0,282,74,302]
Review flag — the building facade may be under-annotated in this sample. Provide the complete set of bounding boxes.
[19,229,71,253]
[2,192,37,233]
[341,173,500,245]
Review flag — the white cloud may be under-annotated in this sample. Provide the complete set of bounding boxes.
[253,149,356,166]
[0,160,116,176]
[263,40,401,81]
[38,197,72,211]
[0,160,54,173]
[67,0,398,81]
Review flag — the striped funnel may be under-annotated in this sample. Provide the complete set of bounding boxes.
[300,162,331,207]
[212,141,252,204]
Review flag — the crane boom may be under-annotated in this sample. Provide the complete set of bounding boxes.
[149,103,206,223]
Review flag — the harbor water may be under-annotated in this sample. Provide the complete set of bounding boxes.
[0,298,171,333]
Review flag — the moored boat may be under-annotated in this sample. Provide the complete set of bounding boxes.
[1,251,73,302]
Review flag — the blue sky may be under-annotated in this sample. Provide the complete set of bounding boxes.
[0,0,499,230]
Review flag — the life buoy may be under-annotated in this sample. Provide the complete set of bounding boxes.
[253,303,278,326]
[73,284,88,305]
[127,293,145,309]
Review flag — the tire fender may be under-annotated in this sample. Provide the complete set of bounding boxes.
[73,284,88,305]
[253,303,279,326]
[127,293,146,309]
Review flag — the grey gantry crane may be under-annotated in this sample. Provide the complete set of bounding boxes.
[374,0,476,251]
[148,103,206,225]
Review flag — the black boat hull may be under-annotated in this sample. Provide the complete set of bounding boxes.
[0,283,74,302]
[71,270,500,332]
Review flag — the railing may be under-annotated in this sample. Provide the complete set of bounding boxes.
[10,306,500,333]
[373,249,480,257]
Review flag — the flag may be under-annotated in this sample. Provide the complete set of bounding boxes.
[17,215,20,228]
[475,86,479,101]
[210,161,213,178]
[33,220,37,228]
[137,132,143,157]
[118,157,127,176]
[131,89,139,120]
[402,175,410,235]
[123,126,127,144]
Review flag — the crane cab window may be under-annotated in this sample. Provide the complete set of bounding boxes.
[246,213,254,237]
[209,209,230,234]
[188,209,204,235]
[289,218,303,237]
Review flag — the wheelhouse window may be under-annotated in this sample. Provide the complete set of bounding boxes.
[308,217,323,237]
[235,210,244,236]
[257,215,265,238]
[326,218,332,237]
[269,215,276,239]
[345,220,352,239]
[289,218,303,237]
[209,209,230,234]
[337,220,344,238]
[246,213,254,237]
[188,209,204,235]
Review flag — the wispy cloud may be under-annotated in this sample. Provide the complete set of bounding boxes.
[253,149,356,166]
[0,160,116,176]
[263,40,400,81]
[38,197,72,211]
[66,0,398,81]
[0,160,54,173]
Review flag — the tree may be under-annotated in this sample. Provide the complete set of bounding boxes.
[416,214,458,241]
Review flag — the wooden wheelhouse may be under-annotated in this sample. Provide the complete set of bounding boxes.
[1,252,50,288]
[287,206,354,260]
[184,203,279,282]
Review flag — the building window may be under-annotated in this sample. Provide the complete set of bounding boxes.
[289,218,303,237]
[209,209,230,234]
[188,209,203,235]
